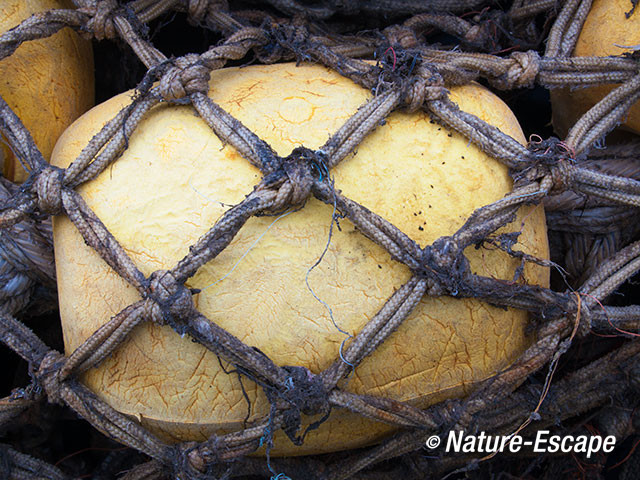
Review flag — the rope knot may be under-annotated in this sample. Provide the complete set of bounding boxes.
[159,54,211,101]
[187,0,213,24]
[516,137,577,193]
[511,135,576,194]
[147,270,195,326]
[403,75,448,112]
[36,351,66,406]
[81,0,119,41]
[430,237,460,271]
[281,366,329,416]
[34,166,64,215]
[264,366,330,445]
[548,159,575,194]
[271,147,326,208]
[492,51,540,90]
[419,238,466,296]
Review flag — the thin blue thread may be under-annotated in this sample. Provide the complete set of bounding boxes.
[510,189,544,201]
[284,376,294,391]
[259,425,271,448]
[407,54,418,76]
[304,177,354,370]
[188,175,235,207]
[201,210,294,292]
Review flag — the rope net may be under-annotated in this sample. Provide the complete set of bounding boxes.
[1,0,640,478]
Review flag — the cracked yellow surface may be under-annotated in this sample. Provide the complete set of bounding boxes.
[550,0,640,136]
[52,62,549,455]
[0,0,94,182]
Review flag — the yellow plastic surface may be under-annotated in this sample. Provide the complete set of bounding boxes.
[0,0,94,182]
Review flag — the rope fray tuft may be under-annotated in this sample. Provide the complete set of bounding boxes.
[514,137,578,194]
[418,237,466,296]
[281,366,329,418]
[264,366,330,445]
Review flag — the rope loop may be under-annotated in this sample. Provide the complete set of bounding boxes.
[186,1,232,27]
[35,351,66,406]
[516,137,577,193]
[382,25,419,49]
[158,54,211,101]
[33,166,64,215]
[402,75,448,112]
[491,50,540,90]
[187,0,210,24]
[224,26,271,47]
[80,0,120,41]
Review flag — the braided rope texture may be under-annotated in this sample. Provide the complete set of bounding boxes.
[1,0,640,478]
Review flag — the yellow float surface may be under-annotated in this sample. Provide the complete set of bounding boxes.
[0,0,94,182]
[551,0,640,136]
[52,62,549,455]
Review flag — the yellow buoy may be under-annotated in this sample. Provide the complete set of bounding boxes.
[551,0,640,136]
[52,62,548,455]
[0,0,94,182]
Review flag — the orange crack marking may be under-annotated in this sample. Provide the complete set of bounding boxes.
[230,81,261,108]
[300,89,325,98]
[277,96,317,124]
